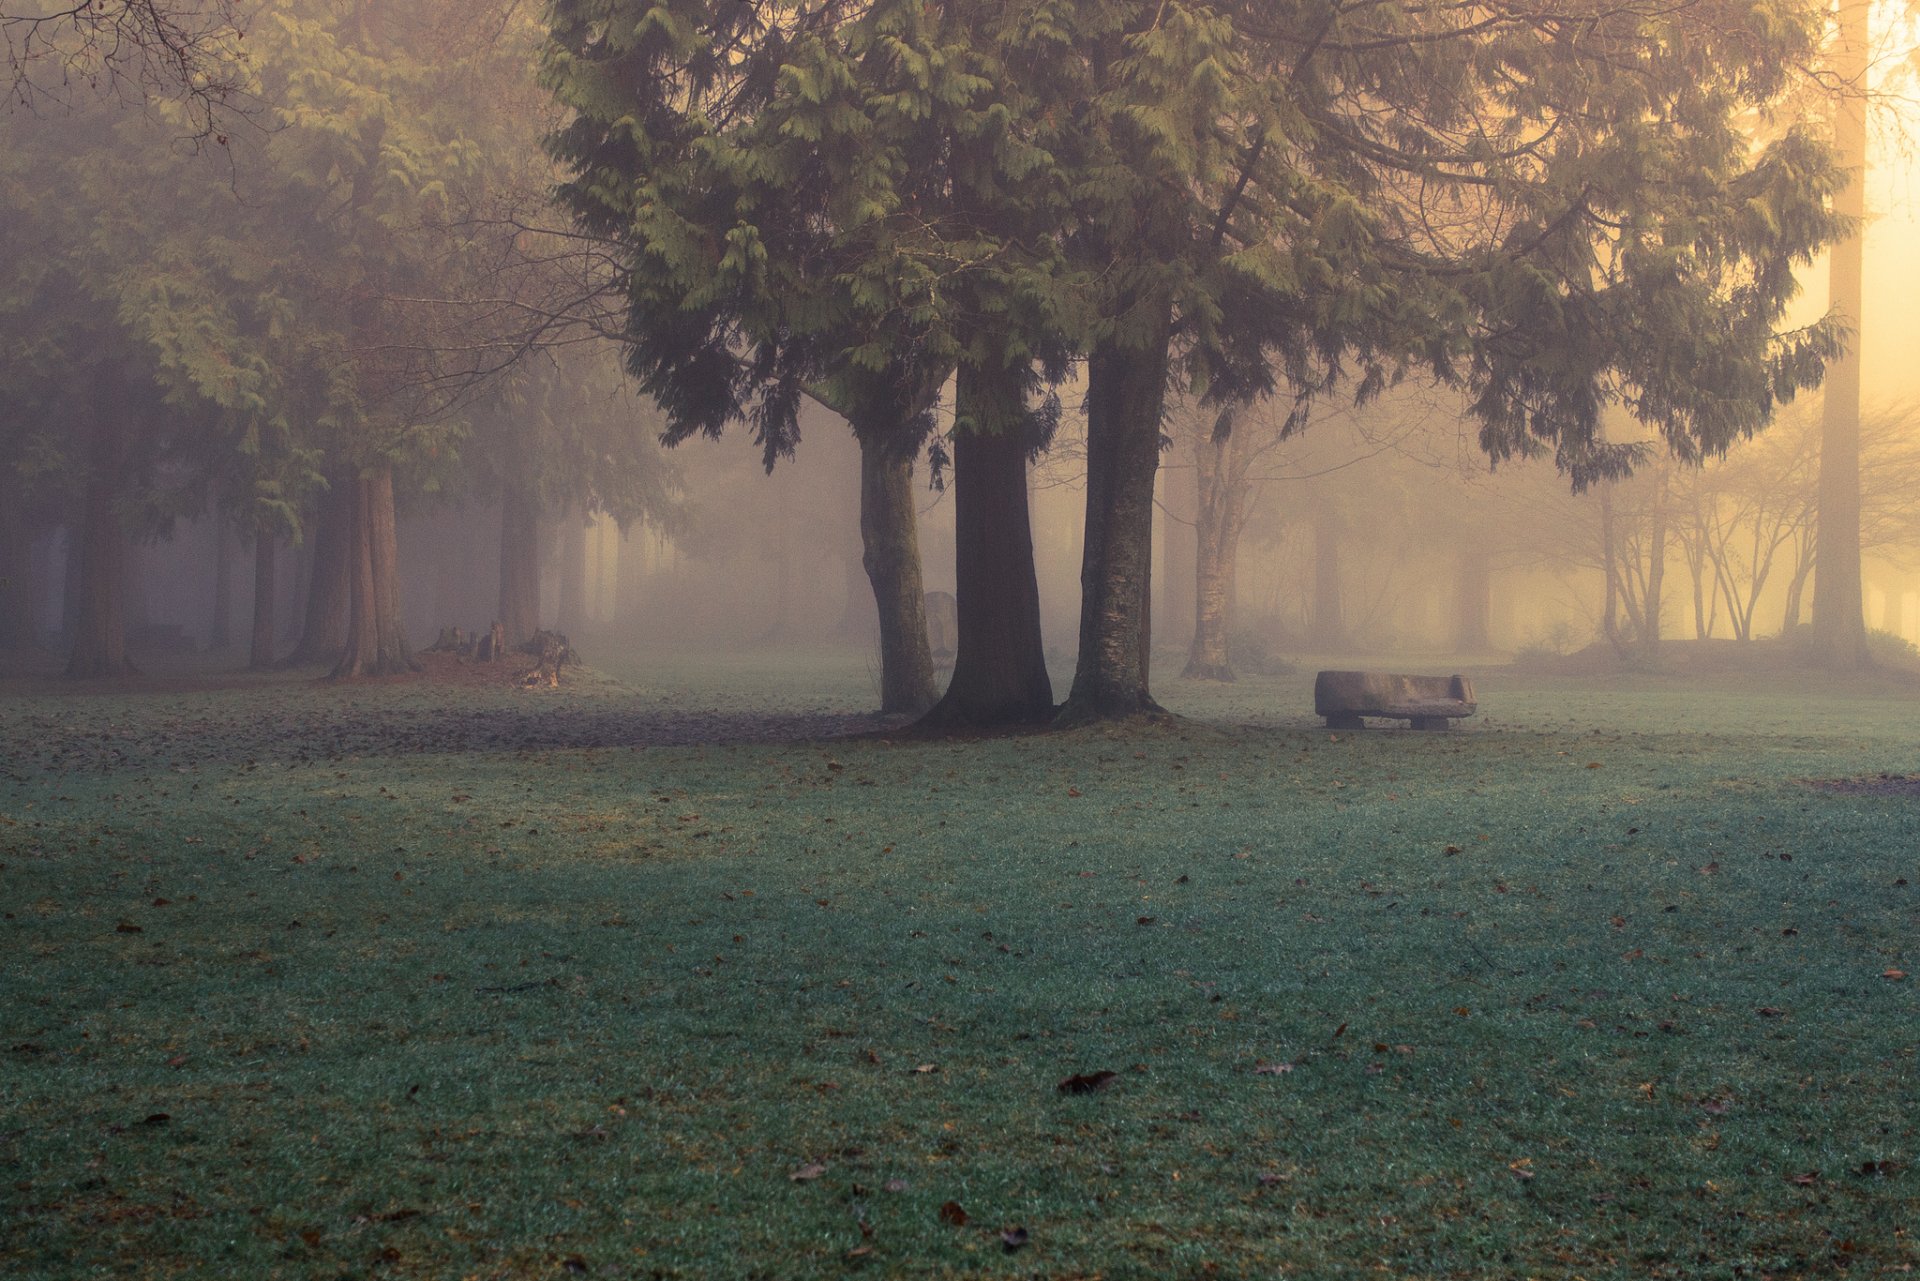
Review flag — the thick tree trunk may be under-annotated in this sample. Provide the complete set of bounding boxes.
[65,433,134,679]
[1455,547,1492,652]
[856,427,938,714]
[1811,0,1873,669]
[249,532,277,669]
[0,479,36,650]
[209,516,233,651]
[286,474,352,665]
[915,365,1053,731]
[1184,411,1239,681]
[331,467,416,679]
[499,482,542,646]
[1059,310,1173,723]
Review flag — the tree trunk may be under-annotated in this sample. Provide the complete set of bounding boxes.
[65,425,134,679]
[209,514,233,651]
[915,364,1053,731]
[1811,0,1873,669]
[331,466,416,678]
[1641,482,1668,657]
[1183,410,1239,681]
[286,474,352,665]
[856,426,938,714]
[249,531,277,668]
[499,482,542,645]
[1310,504,1345,649]
[557,507,588,636]
[1059,310,1173,723]
[0,478,36,650]
[1455,547,1493,652]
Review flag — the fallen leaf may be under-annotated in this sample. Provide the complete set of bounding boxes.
[1057,1070,1118,1095]
[1136,916,1155,926]
[790,1162,827,1182]
[1000,1227,1029,1252]
[1509,1158,1535,1181]
[1787,1171,1819,1186]
[1067,787,1082,798]
[1252,1062,1293,1076]
[1585,762,1602,769]
[938,1200,968,1226]
[1882,969,1906,981]
[1857,1159,1903,1177]
[909,1063,939,1075]
[560,1256,588,1275]
[1757,1006,1787,1018]
[140,1113,170,1126]
[1700,1098,1732,1116]
[115,921,143,934]
[883,1178,908,1193]
[1443,845,1462,855]
[845,1246,873,1261]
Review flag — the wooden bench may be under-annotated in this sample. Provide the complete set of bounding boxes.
[1314,670,1476,730]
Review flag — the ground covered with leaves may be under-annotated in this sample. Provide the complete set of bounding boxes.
[2,649,1915,1278]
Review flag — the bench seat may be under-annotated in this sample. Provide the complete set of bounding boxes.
[1314,670,1477,730]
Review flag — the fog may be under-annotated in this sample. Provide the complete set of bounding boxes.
[7,0,1920,692]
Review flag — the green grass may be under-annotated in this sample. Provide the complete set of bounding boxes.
[3,650,1916,1278]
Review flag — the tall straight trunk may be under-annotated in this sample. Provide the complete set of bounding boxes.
[1163,437,1198,657]
[331,466,415,678]
[209,515,233,651]
[0,478,36,650]
[498,482,541,645]
[856,426,938,715]
[1310,505,1345,649]
[1811,0,1872,668]
[1455,547,1492,652]
[1184,410,1241,681]
[65,415,134,679]
[1059,307,1173,723]
[249,532,277,668]
[916,364,1053,730]
[1641,484,1668,657]
[287,474,352,665]
[557,507,587,636]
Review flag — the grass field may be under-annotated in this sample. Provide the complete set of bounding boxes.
[3,647,1916,1279]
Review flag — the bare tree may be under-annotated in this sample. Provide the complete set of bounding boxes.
[4,0,247,134]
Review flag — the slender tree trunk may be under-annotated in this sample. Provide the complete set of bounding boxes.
[1184,410,1239,681]
[331,467,416,679]
[0,479,36,650]
[557,506,587,637]
[498,482,541,646]
[209,514,233,651]
[1455,547,1493,652]
[1310,504,1345,649]
[915,365,1053,731]
[856,426,938,714]
[65,419,134,679]
[286,474,352,665]
[1811,0,1873,668]
[1642,483,1668,657]
[249,532,277,668]
[1059,309,1173,723]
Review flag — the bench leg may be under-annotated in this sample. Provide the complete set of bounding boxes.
[1409,716,1452,731]
[1324,714,1365,730]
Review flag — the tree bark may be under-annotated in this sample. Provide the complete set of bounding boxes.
[1641,480,1668,657]
[209,513,233,651]
[286,473,352,666]
[1310,503,1346,649]
[557,506,587,637]
[1184,409,1240,681]
[65,415,134,679]
[0,477,36,650]
[856,426,938,714]
[1455,547,1492,652]
[1810,0,1873,668]
[1059,307,1173,723]
[249,531,277,669]
[915,363,1053,731]
[331,466,416,678]
[499,482,542,645]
